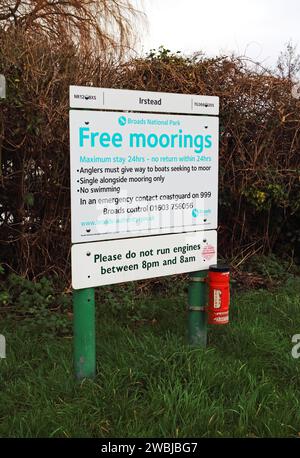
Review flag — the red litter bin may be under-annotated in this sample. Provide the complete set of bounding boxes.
[208,265,230,325]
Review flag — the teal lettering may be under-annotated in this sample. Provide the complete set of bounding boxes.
[79,127,90,147]
[130,133,146,147]
[99,132,110,147]
[205,135,212,148]
[112,133,123,147]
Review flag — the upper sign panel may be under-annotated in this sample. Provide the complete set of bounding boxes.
[69,86,219,116]
[70,110,218,244]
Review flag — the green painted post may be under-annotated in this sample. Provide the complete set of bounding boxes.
[73,288,96,379]
[188,270,208,347]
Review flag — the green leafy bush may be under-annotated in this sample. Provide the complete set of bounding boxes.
[0,270,71,336]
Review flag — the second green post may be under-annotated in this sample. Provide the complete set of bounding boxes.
[188,270,208,347]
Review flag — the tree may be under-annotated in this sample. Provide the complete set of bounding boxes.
[0,0,144,57]
[277,41,300,80]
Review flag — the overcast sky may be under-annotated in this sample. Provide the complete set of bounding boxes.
[140,0,300,68]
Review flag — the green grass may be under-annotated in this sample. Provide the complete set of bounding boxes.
[1,276,300,438]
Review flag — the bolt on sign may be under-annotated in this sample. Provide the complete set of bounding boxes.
[70,87,219,288]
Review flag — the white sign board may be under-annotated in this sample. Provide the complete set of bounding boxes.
[72,230,217,289]
[70,110,218,243]
[69,86,219,116]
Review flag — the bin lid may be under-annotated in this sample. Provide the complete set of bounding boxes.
[209,264,230,273]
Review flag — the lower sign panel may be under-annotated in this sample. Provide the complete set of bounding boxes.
[72,230,217,289]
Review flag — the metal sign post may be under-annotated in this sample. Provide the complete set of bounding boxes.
[188,271,208,347]
[73,288,95,379]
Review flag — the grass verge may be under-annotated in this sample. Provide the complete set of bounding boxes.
[0,276,300,437]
